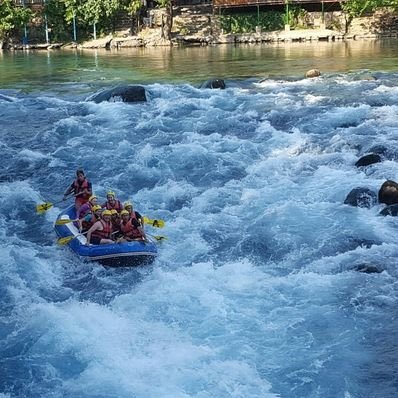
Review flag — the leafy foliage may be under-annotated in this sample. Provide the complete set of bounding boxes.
[341,0,384,18]
[44,0,70,41]
[341,0,388,32]
[80,0,121,24]
[124,0,142,16]
[0,0,32,40]
[220,12,284,33]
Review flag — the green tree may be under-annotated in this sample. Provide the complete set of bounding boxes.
[44,0,70,42]
[80,0,121,39]
[157,0,173,41]
[124,0,142,34]
[0,0,32,46]
[341,0,385,32]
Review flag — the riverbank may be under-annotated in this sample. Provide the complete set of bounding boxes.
[6,26,398,51]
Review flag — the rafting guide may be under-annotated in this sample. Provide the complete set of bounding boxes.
[63,169,92,210]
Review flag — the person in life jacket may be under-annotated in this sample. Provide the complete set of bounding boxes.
[102,191,123,212]
[118,209,147,242]
[110,209,122,238]
[63,169,92,210]
[123,201,144,228]
[86,209,114,245]
[78,195,97,219]
[80,204,102,232]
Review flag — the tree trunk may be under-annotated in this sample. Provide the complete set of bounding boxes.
[345,15,353,34]
[161,2,173,41]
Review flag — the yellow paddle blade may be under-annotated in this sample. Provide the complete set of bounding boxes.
[143,216,165,228]
[147,233,167,241]
[57,235,76,245]
[36,202,53,214]
[55,218,78,225]
[153,235,167,241]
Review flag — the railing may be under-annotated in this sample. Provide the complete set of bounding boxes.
[214,0,337,6]
[13,0,44,5]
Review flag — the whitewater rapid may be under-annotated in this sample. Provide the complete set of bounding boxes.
[1,72,398,397]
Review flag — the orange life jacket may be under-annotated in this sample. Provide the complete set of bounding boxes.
[73,178,90,200]
[92,220,113,240]
[120,213,143,239]
[103,200,123,212]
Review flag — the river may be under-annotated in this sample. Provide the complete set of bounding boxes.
[0,39,398,398]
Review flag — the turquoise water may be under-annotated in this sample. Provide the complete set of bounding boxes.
[1,39,398,91]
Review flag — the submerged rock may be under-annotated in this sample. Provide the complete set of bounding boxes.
[199,79,226,89]
[344,187,377,208]
[379,204,398,216]
[378,180,398,205]
[88,85,147,103]
[355,153,382,167]
[305,69,321,78]
[353,263,383,273]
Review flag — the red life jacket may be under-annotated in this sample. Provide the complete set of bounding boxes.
[73,178,90,200]
[120,213,143,239]
[103,200,123,212]
[92,220,113,240]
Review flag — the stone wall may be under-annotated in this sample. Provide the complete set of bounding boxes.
[159,5,398,39]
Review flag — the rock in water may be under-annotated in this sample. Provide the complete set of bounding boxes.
[344,187,377,208]
[378,180,398,205]
[355,153,382,167]
[88,85,147,103]
[353,263,383,273]
[305,69,321,78]
[379,204,398,216]
[199,79,226,89]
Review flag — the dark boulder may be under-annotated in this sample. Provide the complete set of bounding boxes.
[344,187,377,208]
[199,79,226,89]
[355,153,382,167]
[353,263,383,273]
[378,180,398,205]
[88,85,147,103]
[379,204,398,216]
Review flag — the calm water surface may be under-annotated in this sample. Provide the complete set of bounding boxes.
[0,39,398,91]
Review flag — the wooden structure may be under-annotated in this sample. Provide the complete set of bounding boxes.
[14,0,44,5]
[213,0,338,7]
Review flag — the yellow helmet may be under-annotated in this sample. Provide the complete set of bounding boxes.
[91,205,102,212]
[106,191,115,198]
[110,209,118,215]
[88,195,97,202]
[102,210,112,216]
[123,201,133,208]
[120,210,129,216]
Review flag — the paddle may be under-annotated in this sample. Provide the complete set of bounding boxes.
[57,233,86,245]
[55,218,79,225]
[147,233,167,241]
[143,216,165,228]
[36,194,74,214]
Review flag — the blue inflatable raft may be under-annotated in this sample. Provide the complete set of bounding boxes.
[54,206,158,267]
